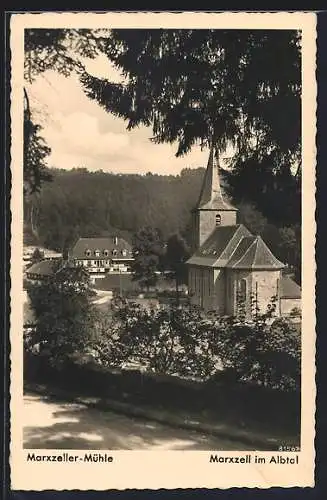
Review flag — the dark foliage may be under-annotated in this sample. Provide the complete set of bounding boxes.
[81,29,301,166]
[24,90,52,195]
[131,227,165,290]
[27,266,96,365]
[92,301,300,391]
[29,247,44,265]
[163,233,191,301]
[24,28,106,83]
[23,167,204,251]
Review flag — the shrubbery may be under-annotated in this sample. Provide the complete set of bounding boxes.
[90,301,301,391]
[27,266,97,367]
[26,273,301,392]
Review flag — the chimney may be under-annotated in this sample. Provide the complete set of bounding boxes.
[113,236,118,246]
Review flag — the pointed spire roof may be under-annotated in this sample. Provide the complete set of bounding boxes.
[227,236,285,269]
[196,144,237,211]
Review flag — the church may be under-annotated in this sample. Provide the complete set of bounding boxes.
[186,146,301,317]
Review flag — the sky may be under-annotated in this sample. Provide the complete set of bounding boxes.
[28,53,215,176]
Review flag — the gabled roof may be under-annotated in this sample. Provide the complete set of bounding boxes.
[226,236,257,267]
[196,145,237,211]
[26,259,59,276]
[227,236,285,270]
[186,224,252,267]
[71,237,132,260]
[280,276,301,298]
[187,230,285,270]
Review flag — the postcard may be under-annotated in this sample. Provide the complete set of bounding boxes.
[9,11,316,490]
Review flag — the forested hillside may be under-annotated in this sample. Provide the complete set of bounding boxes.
[23,167,206,251]
[23,166,300,283]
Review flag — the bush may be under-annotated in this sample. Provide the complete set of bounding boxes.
[26,271,301,393]
[92,301,300,391]
[290,307,301,318]
[27,266,97,365]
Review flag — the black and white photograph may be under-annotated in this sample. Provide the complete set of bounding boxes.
[9,11,316,490]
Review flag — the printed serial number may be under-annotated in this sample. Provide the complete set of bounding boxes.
[278,445,300,452]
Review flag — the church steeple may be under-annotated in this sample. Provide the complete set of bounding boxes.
[191,144,238,251]
[197,144,235,210]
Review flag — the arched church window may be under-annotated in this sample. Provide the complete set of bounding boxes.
[238,278,247,302]
[216,214,221,226]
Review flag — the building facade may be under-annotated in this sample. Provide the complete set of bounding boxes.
[69,236,134,277]
[186,146,301,317]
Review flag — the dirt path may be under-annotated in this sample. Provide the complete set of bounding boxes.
[23,392,252,450]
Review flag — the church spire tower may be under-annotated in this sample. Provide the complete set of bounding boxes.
[191,144,238,251]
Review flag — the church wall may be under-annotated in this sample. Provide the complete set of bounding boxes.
[251,270,282,315]
[225,269,283,317]
[199,211,214,248]
[213,268,226,315]
[193,209,237,249]
[188,266,216,311]
[189,267,283,318]
[227,269,252,316]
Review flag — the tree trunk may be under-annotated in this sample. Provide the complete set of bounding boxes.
[30,203,39,240]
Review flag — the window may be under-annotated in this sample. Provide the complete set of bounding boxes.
[112,249,117,257]
[238,278,247,302]
[122,249,127,257]
[85,249,91,257]
[94,249,100,257]
[215,214,221,226]
[104,249,109,257]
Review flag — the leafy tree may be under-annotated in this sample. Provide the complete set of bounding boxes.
[278,225,301,284]
[24,28,106,83]
[223,158,301,228]
[236,202,268,235]
[24,28,301,226]
[79,29,301,237]
[95,300,300,390]
[131,227,164,291]
[28,266,96,364]
[164,233,190,303]
[24,90,52,195]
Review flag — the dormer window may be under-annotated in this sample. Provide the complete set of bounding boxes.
[85,249,91,257]
[216,214,221,226]
[112,249,117,256]
[94,249,100,257]
[121,249,127,257]
[103,249,109,257]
